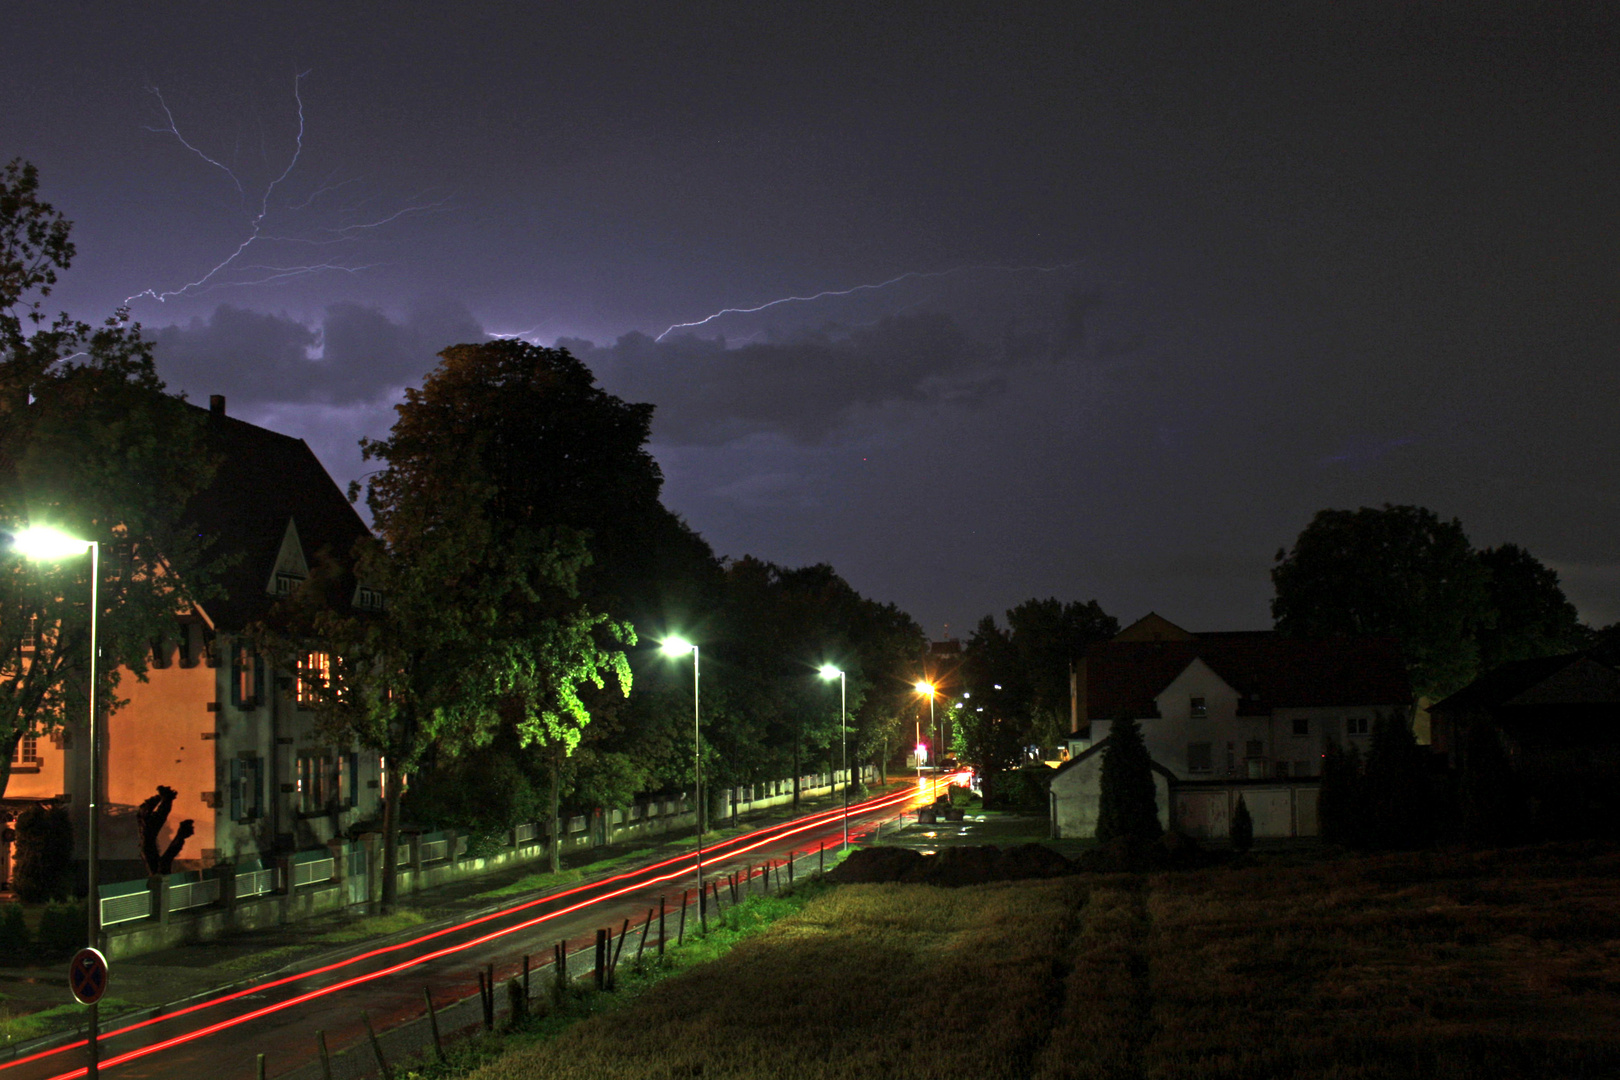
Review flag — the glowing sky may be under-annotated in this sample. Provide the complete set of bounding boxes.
[4,4,1617,633]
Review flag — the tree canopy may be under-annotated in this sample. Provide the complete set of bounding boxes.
[1,159,216,798]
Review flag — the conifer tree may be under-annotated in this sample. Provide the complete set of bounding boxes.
[1095,716,1162,841]
[1230,793,1254,852]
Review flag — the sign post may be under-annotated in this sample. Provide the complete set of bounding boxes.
[70,947,107,1077]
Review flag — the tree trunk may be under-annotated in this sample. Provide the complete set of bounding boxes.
[379,771,402,914]
[0,728,19,801]
[548,758,561,875]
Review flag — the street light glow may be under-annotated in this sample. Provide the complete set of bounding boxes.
[914,680,934,695]
[9,525,94,560]
[661,636,695,657]
[819,664,841,680]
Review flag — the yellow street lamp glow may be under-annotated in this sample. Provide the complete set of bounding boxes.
[914,680,934,696]
[818,664,841,680]
[661,636,695,657]
[10,525,94,560]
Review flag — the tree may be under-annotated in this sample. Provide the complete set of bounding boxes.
[1095,716,1162,842]
[1476,544,1586,670]
[1272,505,1489,700]
[1230,794,1254,853]
[1365,711,1432,849]
[1006,597,1119,749]
[11,801,72,902]
[136,786,195,875]
[1,160,217,798]
[956,616,1028,807]
[1318,740,1369,848]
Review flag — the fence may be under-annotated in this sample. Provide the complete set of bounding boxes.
[167,873,220,914]
[99,881,152,927]
[292,854,337,889]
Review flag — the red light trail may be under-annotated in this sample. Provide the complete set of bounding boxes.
[8,779,944,1080]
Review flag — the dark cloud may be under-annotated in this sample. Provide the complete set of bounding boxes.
[149,299,483,406]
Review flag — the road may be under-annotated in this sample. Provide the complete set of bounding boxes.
[2,778,946,1080]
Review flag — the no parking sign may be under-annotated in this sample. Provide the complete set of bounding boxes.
[69,947,108,1005]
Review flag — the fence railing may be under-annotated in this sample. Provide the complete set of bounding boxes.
[101,888,151,927]
[419,837,450,863]
[168,875,220,913]
[293,856,335,888]
[237,864,280,899]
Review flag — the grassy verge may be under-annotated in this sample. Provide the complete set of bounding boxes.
[446,843,1620,1080]
[384,881,836,1080]
[0,997,137,1048]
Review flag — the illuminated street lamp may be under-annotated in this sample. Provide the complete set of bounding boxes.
[914,680,936,789]
[818,665,847,849]
[8,526,101,1078]
[660,637,703,908]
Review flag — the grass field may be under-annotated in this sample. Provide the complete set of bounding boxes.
[460,844,1620,1079]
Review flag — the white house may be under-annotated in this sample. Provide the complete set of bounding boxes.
[1052,613,1411,839]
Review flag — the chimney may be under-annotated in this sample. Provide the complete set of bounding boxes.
[210,394,226,416]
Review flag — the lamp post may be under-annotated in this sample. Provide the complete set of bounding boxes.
[818,665,847,849]
[9,526,100,1078]
[914,680,936,791]
[661,638,702,902]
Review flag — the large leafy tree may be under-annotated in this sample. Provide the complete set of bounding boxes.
[1,160,215,798]
[1271,504,1489,700]
[1007,597,1119,747]
[954,616,1029,806]
[1475,543,1586,670]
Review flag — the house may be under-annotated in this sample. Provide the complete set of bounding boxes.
[5,395,382,879]
[1052,613,1411,839]
[1428,645,1620,835]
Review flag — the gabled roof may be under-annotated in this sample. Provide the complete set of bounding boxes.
[1083,619,1411,719]
[183,402,371,632]
[1430,653,1620,714]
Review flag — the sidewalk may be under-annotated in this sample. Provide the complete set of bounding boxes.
[0,779,910,1044]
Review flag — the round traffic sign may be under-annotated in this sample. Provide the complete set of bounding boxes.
[69,947,108,1005]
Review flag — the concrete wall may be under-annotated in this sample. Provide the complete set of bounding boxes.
[1171,782,1319,839]
[1048,752,1171,839]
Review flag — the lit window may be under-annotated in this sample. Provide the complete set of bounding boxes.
[297,752,329,813]
[296,652,330,708]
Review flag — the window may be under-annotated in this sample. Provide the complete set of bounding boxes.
[1245,739,1265,759]
[296,652,330,708]
[1292,717,1309,737]
[337,752,359,808]
[355,587,385,612]
[1346,717,1370,736]
[275,572,305,596]
[297,752,329,814]
[229,757,264,821]
[11,733,39,764]
[1274,760,1291,778]
[230,647,262,709]
[1186,742,1213,774]
[1190,696,1208,719]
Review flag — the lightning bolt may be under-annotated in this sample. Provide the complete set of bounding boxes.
[126,72,451,306]
[654,263,1079,342]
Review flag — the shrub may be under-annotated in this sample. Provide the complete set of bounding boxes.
[1230,795,1254,853]
[12,803,74,903]
[1367,712,1433,849]
[35,900,86,958]
[1096,717,1162,842]
[0,902,28,958]
[1319,741,1369,848]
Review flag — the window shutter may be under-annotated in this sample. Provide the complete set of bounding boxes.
[230,759,243,821]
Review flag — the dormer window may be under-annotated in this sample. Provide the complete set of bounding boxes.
[275,572,305,596]
[1190,696,1208,719]
[355,586,385,612]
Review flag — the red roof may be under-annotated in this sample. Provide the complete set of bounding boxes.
[1083,630,1411,719]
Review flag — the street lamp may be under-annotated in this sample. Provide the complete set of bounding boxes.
[914,680,936,786]
[660,637,702,909]
[8,526,100,1078]
[818,665,847,849]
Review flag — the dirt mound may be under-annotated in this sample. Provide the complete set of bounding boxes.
[1072,832,1215,873]
[829,844,1078,886]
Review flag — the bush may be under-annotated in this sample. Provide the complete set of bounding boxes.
[35,900,86,958]
[12,803,74,903]
[1230,795,1254,853]
[0,902,28,958]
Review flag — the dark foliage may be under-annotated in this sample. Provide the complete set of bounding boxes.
[1319,740,1370,848]
[11,802,72,902]
[35,898,85,957]
[0,901,26,956]
[1095,716,1162,842]
[1230,794,1254,853]
[1452,719,1521,845]
[1366,713,1433,849]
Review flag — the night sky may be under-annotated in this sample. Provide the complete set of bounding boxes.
[4,4,1616,635]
